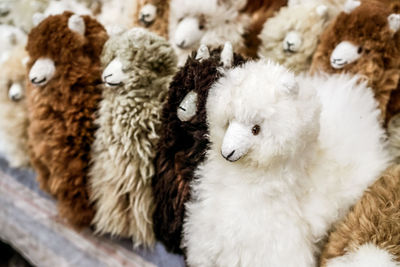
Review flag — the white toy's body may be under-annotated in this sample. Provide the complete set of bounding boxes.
[183,60,389,267]
[97,0,137,30]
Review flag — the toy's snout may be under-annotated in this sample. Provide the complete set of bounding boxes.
[102,58,129,87]
[221,121,251,162]
[139,4,157,26]
[330,41,362,69]
[8,82,24,101]
[174,17,204,50]
[29,57,55,87]
[283,31,302,53]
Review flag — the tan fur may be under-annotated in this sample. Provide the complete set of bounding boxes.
[320,164,400,266]
[0,46,29,168]
[133,0,170,38]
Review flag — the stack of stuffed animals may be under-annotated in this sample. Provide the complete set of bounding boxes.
[0,0,400,266]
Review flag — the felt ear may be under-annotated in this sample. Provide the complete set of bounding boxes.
[316,5,328,18]
[68,14,85,35]
[220,42,233,68]
[279,75,299,96]
[388,14,400,33]
[195,44,210,62]
[32,12,46,27]
[343,0,360,14]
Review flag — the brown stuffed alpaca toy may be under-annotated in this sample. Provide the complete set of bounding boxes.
[134,0,170,39]
[26,12,108,228]
[152,43,245,254]
[320,164,400,267]
[311,0,400,123]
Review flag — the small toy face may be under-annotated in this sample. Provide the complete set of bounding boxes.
[330,41,362,69]
[139,4,157,26]
[29,58,56,87]
[283,31,302,53]
[177,90,198,121]
[8,82,25,102]
[209,61,306,165]
[174,16,205,49]
[102,58,129,87]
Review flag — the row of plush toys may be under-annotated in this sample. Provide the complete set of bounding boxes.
[1,0,400,266]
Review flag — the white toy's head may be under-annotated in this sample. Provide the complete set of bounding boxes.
[259,2,337,73]
[207,60,320,168]
[139,3,158,26]
[169,0,247,65]
[101,27,177,91]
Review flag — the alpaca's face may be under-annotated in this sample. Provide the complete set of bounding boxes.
[8,82,25,102]
[102,58,129,87]
[208,61,310,166]
[29,58,56,87]
[139,4,157,26]
[173,16,205,50]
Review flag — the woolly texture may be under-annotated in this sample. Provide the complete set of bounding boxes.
[183,61,389,266]
[26,12,108,228]
[0,25,27,64]
[0,46,30,168]
[320,165,400,267]
[258,1,339,73]
[388,114,400,163]
[89,28,177,246]
[152,47,245,254]
[311,0,400,122]
[97,0,137,29]
[134,0,170,39]
[169,0,251,65]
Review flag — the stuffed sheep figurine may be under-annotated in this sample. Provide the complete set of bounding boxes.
[258,0,340,73]
[320,164,400,267]
[134,0,170,39]
[183,60,389,266]
[169,0,286,65]
[311,0,400,123]
[0,46,30,168]
[152,43,245,254]
[26,12,108,228]
[89,28,177,246]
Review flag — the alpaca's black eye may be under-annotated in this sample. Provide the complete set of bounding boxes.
[199,23,205,30]
[252,125,260,136]
[357,46,363,54]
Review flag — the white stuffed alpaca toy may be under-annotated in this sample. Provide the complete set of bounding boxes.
[169,0,250,65]
[89,28,177,246]
[183,60,390,266]
[258,0,340,73]
[0,46,30,168]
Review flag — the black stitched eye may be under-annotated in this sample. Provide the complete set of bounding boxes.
[357,46,363,54]
[252,125,260,136]
[199,24,205,30]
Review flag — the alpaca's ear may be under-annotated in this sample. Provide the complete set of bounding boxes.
[316,5,328,18]
[32,12,46,27]
[388,14,400,33]
[343,0,360,14]
[279,75,299,96]
[195,44,210,62]
[221,42,233,68]
[68,14,85,35]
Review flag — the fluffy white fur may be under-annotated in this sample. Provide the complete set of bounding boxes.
[97,0,137,30]
[326,243,400,267]
[258,1,340,73]
[183,60,390,267]
[169,0,249,65]
[0,25,27,64]
[0,46,30,168]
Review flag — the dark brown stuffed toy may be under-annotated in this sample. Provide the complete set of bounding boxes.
[152,43,245,254]
[26,12,108,229]
[311,0,400,123]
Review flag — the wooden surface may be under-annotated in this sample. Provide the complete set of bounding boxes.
[0,158,185,267]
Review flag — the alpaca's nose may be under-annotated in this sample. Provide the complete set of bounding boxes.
[222,150,236,162]
[177,40,186,49]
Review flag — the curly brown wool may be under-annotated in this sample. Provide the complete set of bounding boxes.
[26,12,108,229]
[320,164,400,266]
[152,47,246,254]
[311,0,400,124]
